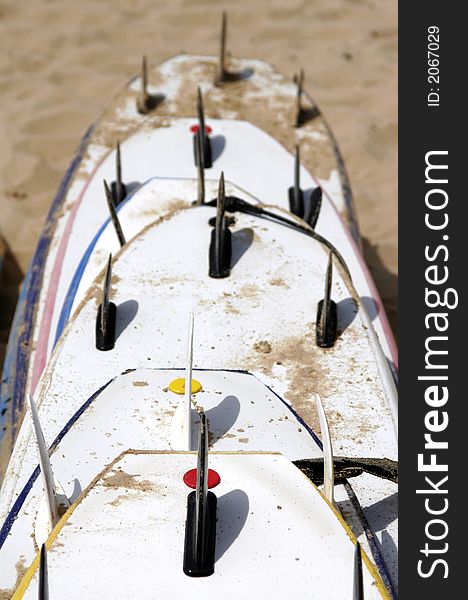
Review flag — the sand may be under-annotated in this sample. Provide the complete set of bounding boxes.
[0,0,397,368]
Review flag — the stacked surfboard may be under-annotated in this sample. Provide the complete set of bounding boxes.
[0,20,398,599]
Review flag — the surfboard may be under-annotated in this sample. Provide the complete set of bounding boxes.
[0,53,397,460]
[0,19,398,598]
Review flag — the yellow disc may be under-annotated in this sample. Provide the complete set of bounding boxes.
[168,378,202,395]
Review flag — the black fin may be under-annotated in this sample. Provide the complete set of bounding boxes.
[295,69,305,127]
[316,252,338,347]
[294,69,320,126]
[193,87,212,168]
[110,141,127,206]
[214,11,244,84]
[195,128,205,205]
[288,145,304,217]
[354,542,364,600]
[104,180,126,247]
[96,254,117,351]
[183,412,217,577]
[39,543,49,600]
[136,55,151,114]
[217,11,228,83]
[209,173,232,278]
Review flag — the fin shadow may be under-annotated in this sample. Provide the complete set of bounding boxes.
[297,105,321,127]
[361,296,379,322]
[336,295,380,337]
[216,68,254,86]
[231,228,254,270]
[379,529,398,578]
[67,478,83,504]
[336,297,359,335]
[210,135,226,163]
[362,237,398,340]
[215,489,250,562]
[364,491,398,532]
[145,92,165,111]
[203,395,241,445]
[115,299,139,341]
[124,181,142,198]
[336,497,364,540]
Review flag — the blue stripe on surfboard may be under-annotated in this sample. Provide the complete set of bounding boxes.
[0,266,31,440]
[0,125,95,454]
[0,377,112,549]
[53,175,262,346]
[53,217,112,347]
[0,367,395,597]
[53,176,160,347]
[0,369,319,548]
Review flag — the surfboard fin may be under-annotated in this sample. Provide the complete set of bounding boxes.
[288,145,305,217]
[29,396,69,530]
[170,313,194,451]
[214,12,246,85]
[294,69,320,127]
[193,87,212,168]
[39,543,49,600]
[104,180,126,247]
[316,252,338,347]
[136,55,150,114]
[304,185,322,229]
[216,11,228,83]
[314,393,335,505]
[110,141,127,206]
[209,172,232,278]
[96,254,117,351]
[195,128,205,205]
[354,542,364,600]
[294,69,305,127]
[183,412,217,577]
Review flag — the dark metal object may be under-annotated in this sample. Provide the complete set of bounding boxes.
[136,55,159,114]
[136,55,151,114]
[183,413,217,577]
[203,194,351,279]
[354,542,364,600]
[288,145,305,217]
[295,69,305,127]
[209,173,231,278]
[195,128,205,205]
[96,254,117,351]
[217,11,228,83]
[110,141,127,206]
[294,69,320,126]
[193,87,212,168]
[39,543,49,600]
[214,12,244,85]
[316,252,338,348]
[103,180,126,247]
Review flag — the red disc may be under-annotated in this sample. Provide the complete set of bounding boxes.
[190,124,212,135]
[183,468,221,489]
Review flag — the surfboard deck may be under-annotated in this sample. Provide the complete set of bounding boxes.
[0,56,396,464]
[0,53,398,597]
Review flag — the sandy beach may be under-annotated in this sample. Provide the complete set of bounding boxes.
[0,0,397,367]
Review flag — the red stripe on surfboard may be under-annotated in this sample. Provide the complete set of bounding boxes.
[31,151,112,393]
